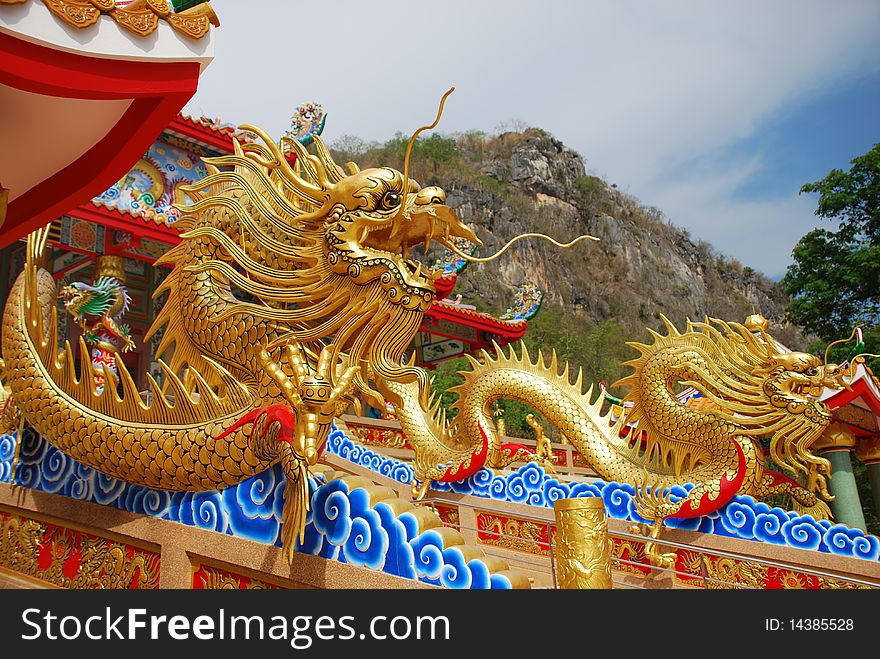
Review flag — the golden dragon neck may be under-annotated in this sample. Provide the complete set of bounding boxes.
[384,345,755,518]
[622,348,736,469]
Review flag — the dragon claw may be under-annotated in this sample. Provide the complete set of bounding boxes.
[632,475,676,522]
[411,479,431,500]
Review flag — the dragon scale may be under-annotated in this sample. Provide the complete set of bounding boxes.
[4,265,276,490]
[387,344,754,517]
[0,121,845,563]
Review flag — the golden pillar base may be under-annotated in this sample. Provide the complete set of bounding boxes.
[553,497,612,589]
[94,255,127,283]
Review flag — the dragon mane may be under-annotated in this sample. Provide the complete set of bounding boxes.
[148,127,430,403]
[61,277,131,321]
[615,316,833,496]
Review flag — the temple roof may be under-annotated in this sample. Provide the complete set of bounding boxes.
[8,0,219,41]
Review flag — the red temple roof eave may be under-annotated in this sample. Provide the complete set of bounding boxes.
[166,114,236,153]
[424,301,528,340]
[0,32,202,248]
[821,364,880,417]
[73,200,182,246]
[432,274,457,300]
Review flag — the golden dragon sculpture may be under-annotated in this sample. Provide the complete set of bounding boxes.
[0,92,847,566]
[394,322,845,517]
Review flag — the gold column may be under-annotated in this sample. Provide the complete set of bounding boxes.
[93,255,127,283]
[553,497,612,589]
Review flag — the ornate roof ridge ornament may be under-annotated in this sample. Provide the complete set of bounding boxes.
[2,0,219,40]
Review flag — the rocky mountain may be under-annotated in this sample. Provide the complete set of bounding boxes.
[332,128,807,388]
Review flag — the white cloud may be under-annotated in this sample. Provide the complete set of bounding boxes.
[185,0,880,276]
[647,159,825,278]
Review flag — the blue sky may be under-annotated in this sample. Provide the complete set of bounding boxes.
[725,72,880,203]
[184,0,880,280]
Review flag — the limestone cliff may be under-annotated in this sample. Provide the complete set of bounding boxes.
[332,128,807,367]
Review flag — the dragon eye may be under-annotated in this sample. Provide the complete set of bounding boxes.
[380,191,401,210]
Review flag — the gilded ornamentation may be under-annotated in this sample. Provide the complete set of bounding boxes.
[109,2,159,37]
[477,512,551,555]
[609,538,651,576]
[777,570,807,589]
[675,550,871,590]
[0,509,160,588]
[193,564,280,590]
[433,504,459,528]
[812,422,857,452]
[1,100,494,562]
[347,424,409,449]
[855,436,880,464]
[19,0,216,39]
[526,412,558,473]
[553,498,612,589]
[0,87,846,566]
[701,554,768,589]
[814,575,872,590]
[166,2,216,40]
[43,0,100,27]
[398,316,845,533]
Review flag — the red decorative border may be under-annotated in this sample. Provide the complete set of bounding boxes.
[552,448,568,467]
[192,563,284,589]
[168,115,236,153]
[0,509,160,589]
[434,504,460,528]
[345,423,411,450]
[476,511,552,555]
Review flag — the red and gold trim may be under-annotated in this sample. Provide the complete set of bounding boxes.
[190,559,312,590]
[674,550,871,590]
[192,563,282,590]
[0,507,160,588]
[469,507,870,589]
[476,511,552,556]
[433,504,460,528]
[346,423,411,450]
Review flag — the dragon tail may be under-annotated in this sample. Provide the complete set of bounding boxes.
[0,228,276,492]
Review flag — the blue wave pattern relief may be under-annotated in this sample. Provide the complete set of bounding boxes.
[0,429,514,589]
[325,426,880,563]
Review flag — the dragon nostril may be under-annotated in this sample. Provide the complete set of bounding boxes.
[415,186,446,206]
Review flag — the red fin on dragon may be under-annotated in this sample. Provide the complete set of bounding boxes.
[0,89,847,564]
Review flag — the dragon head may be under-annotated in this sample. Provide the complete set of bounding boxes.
[59,278,129,325]
[324,165,481,310]
[163,122,485,408]
[59,281,104,325]
[618,317,848,501]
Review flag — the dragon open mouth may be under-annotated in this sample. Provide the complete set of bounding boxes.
[354,204,481,285]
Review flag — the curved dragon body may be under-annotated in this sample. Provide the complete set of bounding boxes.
[0,126,481,558]
[386,344,751,515]
[4,261,273,490]
[1,116,846,567]
[392,319,843,524]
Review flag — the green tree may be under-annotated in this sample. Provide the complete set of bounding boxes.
[783,143,880,361]
[784,145,880,536]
